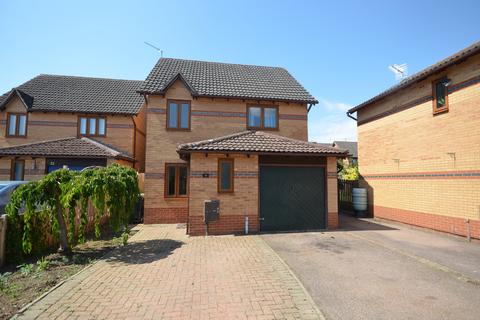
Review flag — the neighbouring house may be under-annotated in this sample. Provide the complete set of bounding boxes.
[333,141,357,167]
[347,40,480,239]
[0,75,146,180]
[138,58,347,235]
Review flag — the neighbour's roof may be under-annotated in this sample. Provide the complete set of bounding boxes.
[311,142,333,148]
[139,58,318,104]
[177,131,348,156]
[0,74,144,115]
[333,141,357,158]
[349,40,480,113]
[0,137,134,161]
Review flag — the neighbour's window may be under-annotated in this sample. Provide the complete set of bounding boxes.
[218,158,234,193]
[167,100,190,130]
[165,163,188,197]
[11,159,25,181]
[247,106,278,129]
[78,116,106,137]
[6,113,27,137]
[433,78,449,114]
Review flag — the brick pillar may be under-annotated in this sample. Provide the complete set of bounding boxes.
[327,157,339,229]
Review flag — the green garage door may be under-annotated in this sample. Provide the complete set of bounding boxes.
[259,166,326,231]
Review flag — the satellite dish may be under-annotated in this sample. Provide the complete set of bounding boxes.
[388,63,408,80]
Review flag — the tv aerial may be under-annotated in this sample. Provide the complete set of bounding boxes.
[388,63,408,80]
[144,42,163,58]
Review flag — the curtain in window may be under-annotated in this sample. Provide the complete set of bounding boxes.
[79,118,87,135]
[8,114,17,135]
[98,118,106,135]
[264,108,277,128]
[248,107,261,127]
[89,118,97,135]
[18,115,27,136]
[180,103,190,129]
[168,102,178,128]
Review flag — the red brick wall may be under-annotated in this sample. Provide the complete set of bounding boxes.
[189,214,259,236]
[143,207,188,224]
[188,153,259,236]
[144,79,308,225]
[374,205,480,239]
[357,53,480,239]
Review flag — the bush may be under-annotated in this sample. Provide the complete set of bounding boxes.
[5,164,140,262]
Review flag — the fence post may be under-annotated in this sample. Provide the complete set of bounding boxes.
[0,214,6,267]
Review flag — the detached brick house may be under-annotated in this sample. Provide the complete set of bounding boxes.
[348,40,480,239]
[0,75,146,180]
[138,58,347,235]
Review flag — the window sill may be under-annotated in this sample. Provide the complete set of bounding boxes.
[5,135,27,138]
[246,127,279,131]
[433,107,449,116]
[78,135,106,138]
[166,128,191,132]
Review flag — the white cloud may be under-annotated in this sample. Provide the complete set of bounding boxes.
[309,117,357,143]
[308,98,357,143]
[318,99,352,112]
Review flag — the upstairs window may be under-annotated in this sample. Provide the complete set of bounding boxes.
[78,116,106,137]
[218,158,234,193]
[165,163,188,197]
[247,105,278,130]
[167,100,190,130]
[433,78,450,114]
[6,113,27,137]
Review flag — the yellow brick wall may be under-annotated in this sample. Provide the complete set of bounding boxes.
[326,156,339,228]
[0,158,47,181]
[189,153,258,217]
[357,53,480,223]
[0,96,143,173]
[144,79,309,217]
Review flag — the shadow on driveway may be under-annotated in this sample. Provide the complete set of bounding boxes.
[105,239,184,265]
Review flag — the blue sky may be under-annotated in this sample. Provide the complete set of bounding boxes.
[0,0,478,142]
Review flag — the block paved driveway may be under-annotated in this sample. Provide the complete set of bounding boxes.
[263,214,480,320]
[16,224,322,320]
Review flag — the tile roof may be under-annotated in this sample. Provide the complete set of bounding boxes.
[349,40,480,113]
[0,137,133,161]
[333,141,357,158]
[139,58,318,104]
[177,131,348,156]
[0,74,144,115]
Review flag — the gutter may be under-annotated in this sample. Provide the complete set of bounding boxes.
[346,111,357,121]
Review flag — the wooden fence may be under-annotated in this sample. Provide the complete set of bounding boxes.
[0,215,7,267]
[338,179,359,213]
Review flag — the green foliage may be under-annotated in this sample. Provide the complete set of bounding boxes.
[122,230,129,246]
[36,257,50,272]
[17,263,34,276]
[0,272,11,291]
[340,165,359,181]
[5,164,140,260]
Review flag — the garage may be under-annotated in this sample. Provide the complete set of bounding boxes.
[259,165,326,231]
[46,158,107,173]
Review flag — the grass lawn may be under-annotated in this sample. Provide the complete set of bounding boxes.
[0,226,135,320]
